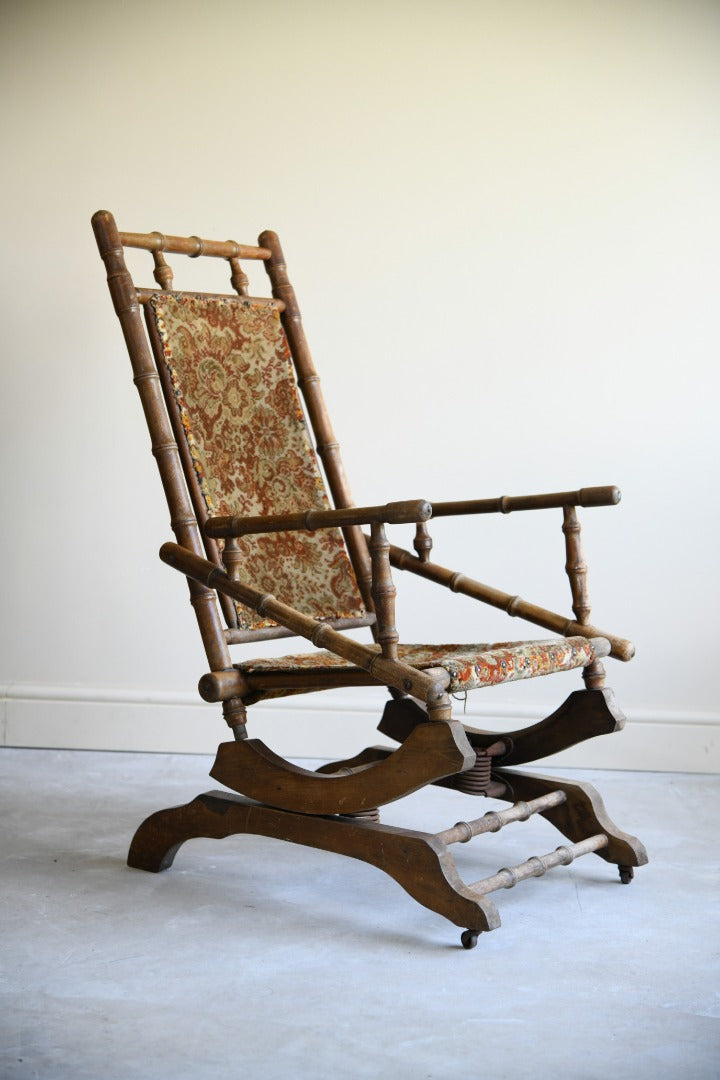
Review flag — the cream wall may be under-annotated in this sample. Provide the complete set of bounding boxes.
[1,0,719,770]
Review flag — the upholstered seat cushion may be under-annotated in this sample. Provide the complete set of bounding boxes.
[239,636,601,693]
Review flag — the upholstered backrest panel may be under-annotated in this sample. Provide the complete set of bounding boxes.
[147,293,365,631]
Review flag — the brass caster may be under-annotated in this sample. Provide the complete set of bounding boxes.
[618,865,634,885]
[461,929,480,950]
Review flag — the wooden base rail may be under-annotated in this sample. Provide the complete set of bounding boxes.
[470,834,609,895]
[385,540,634,662]
[437,790,567,846]
[127,787,621,949]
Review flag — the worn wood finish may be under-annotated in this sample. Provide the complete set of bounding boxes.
[369,522,399,661]
[324,740,510,801]
[198,669,248,703]
[436,790,568,846]
[126,790,631,937]
[233,665,401,694]
[429,485,620,517]
[259,230,374,614]
[314,746,394,775]
[413,521,433,562]
[159,541,451,713]
[95,212,646,944]
[127,790,503,934]
[205,499,431,540]
[221,537,242,581]
[209,721,475,815]
[228,256,249,296]
[120,229,270,260]
[378,689,626,767]
[385,539,634,661]
[470,834,609,894]
[563,504,607,690]
[91,211,233,679]
[223,612,375,646]
[494,767,649,869]
[151,246,174,291]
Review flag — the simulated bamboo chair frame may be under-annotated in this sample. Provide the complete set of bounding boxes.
[92,210,647,948]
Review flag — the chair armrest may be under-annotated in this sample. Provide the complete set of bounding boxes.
[430,485,620,518]
[384,538,635,661]
[159,541,449,711]
[205,499,432,539]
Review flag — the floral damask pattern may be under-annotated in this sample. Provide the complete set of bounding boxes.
[149,294,365,630]
[240,637,598,692]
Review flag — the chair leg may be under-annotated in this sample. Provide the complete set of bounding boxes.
[127,790,502,936]
[492,766,648,874]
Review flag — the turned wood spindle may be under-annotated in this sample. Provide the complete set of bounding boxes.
[413,521,433,562]
[228,255,249,296]
[150,234,174,291]
[91,211,232,678]
[222,697,248,739]
[562,505,606,689]
[369,522,399,661]
[222,536,242,581]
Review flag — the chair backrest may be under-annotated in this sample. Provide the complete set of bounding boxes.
[92,213,374,667]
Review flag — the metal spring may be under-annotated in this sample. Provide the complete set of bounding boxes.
[437,750,493,795]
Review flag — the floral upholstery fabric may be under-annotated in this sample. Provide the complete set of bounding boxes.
[239,637,598,693]
[148,294,365,631]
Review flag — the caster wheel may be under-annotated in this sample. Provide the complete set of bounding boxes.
[618,865,634,885]
[461,929,480,950]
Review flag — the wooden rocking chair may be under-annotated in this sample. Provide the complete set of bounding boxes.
[92,210,647,947]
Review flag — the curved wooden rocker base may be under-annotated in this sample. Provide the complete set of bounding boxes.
[127,790,502,935]
[209,719,476,815]
[377,688,627,766]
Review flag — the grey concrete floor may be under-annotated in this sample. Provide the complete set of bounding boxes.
[1,748,718,1080]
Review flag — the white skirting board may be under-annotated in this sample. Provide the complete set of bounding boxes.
[1,682,718,773]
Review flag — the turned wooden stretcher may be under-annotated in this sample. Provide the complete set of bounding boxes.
[92,210,647,947]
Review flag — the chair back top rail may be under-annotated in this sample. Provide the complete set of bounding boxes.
[119,230,271,261]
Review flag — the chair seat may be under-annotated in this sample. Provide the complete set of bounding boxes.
[239,636,602,693]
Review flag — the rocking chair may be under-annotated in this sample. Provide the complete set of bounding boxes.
[92,210,647,947]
